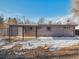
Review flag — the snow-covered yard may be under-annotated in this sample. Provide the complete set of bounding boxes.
[0,37,79,51]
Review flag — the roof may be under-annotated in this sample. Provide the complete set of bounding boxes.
[10,23,77,26]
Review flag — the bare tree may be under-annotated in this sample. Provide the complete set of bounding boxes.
[48,20,52,24]
[18,20,24,24]
[25,18,30,24]
[38,17,45,24]
[17,18,22,24]
[0,13,4,24]
[0,16,4,24]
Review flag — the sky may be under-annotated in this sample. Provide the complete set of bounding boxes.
[0,0,71,21]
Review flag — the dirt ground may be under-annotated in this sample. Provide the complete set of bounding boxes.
[0,44,79,59]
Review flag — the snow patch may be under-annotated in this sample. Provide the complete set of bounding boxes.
[1,37,79,51]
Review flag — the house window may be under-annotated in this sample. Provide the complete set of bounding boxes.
[30,27,33,30]
[47,26,51,31]
[37,26,41,29]
[64,26,70,29]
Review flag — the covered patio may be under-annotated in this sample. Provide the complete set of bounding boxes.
[8,24,38,41]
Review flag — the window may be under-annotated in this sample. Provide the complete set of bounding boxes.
[30,27,33,30]
[37,26,41,29]
[47,26,51,31]
[64,26,70,29]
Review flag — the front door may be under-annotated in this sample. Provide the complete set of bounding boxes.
[18,27,22,36]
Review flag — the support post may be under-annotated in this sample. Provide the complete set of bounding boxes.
[9,25,10,42]
[35,26,38,40]
[22,26,24,40]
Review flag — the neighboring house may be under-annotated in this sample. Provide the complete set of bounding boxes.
[0,23,8,36]
[8,17,17,25]
[0,17,17,36]
[9,24,77,37]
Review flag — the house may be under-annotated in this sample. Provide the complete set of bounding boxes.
[9,24,77,37]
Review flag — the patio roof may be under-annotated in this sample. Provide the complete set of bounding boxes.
[9,23,77,26]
